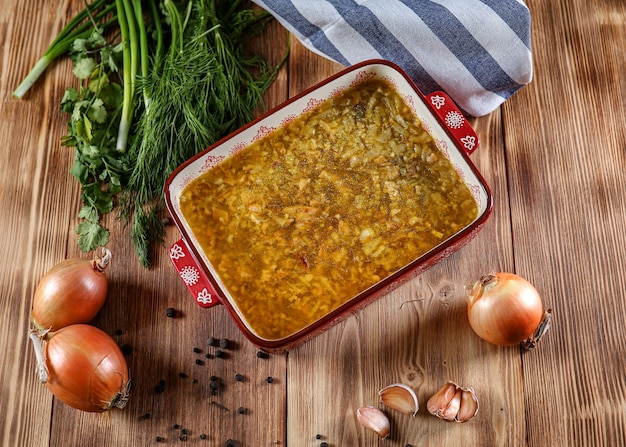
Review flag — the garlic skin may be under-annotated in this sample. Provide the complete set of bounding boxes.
[379,383,419,416]
[427,381,479,423]
[356,406,390,438]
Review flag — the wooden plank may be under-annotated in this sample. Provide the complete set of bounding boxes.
[505,1,626,445]
[0,1,78,446]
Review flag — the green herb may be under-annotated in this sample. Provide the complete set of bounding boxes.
[60,29,127,252]
[121,0,288,266]
[13,0,117,99]
[16,0,288,266]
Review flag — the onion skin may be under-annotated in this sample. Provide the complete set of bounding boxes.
[44,324,130,412]
[466,273,544,346]
[31,252,109,333]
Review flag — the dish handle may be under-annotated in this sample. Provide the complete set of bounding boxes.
[169,239,222,308]
[426,91,479,156]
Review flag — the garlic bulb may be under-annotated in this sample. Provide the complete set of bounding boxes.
[427,381,479,423]
[378,383,419,416]
[356,406,390,438]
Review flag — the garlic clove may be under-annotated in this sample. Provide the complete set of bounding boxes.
[379,383,419,417]
[456,387,479,423]
[356,406,390,439]
[426,381,457,417]
[441,389,462,422]
[427,381,479,423]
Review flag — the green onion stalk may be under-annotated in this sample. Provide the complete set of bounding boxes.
[13,0,116,99]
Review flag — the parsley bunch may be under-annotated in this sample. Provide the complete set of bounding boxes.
[61,31,128,251]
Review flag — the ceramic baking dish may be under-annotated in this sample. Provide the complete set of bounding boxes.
[164,59,492,351]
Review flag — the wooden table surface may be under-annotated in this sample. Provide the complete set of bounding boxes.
[2,1,625,446]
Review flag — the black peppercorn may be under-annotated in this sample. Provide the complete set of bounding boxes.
[210,381,219,390]
[173,424,181,430]
[266,376,274,383]
[225,440,236,447]
[320,443,329,447]
[181,429,189,435]
[200,434,207,440]
[219,338,230,349]
[195,359,204,366]
[155,436,163,443]
[234,374,244,382]
[121,344,132,355]
[215,349,226,358]
[316,434,323,440]
[256,350,268,359]
[205,353,213,359]
[114,329,123,336]
[237,407,246,414]
[207,337,217,346]
[210,375,218,381]
[166,307,176,318]
[193,347,202,353]
[178,372,187,378]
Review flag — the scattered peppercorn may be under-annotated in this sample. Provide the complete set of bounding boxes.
[166,307,176,318]
[316,434,323,440]
[193,347,202,353]
[210,381,219,390]
[211,389,218,396]
[173,424,181,430]
[181,429,189,435]
[114,329,123,336]
[215,350,226,358]
[155,380,166,394]
[219,338,230,349]
[256,350,268,359]
[320,443,329,447]
[207,337,217,346]
[200,434,207,440]
[266,376,274,383]
[179,434,187,441]
[237,407,247,415]
[140,412,151,420]
[205,353,213,359]
[155,436,163,443]
[234,374,244,382]
[225,440,236,447]
[195,359,204,366]
[405,444,413,447]
[121,344,132,355]
[178,372,187,378]
[210,375,218,381]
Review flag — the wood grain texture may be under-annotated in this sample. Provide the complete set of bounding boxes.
[506,1,626,446]
[1,0,625,446]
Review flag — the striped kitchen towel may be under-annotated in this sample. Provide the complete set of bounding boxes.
[251,0,533,117]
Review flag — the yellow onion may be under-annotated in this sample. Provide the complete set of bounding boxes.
[466,272,551,348]
[44,324,130,412]
[31,249,111,333]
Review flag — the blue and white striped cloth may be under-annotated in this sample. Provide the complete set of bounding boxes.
[252,0,533,117]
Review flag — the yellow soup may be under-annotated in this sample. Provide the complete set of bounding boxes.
[180,79,478,340]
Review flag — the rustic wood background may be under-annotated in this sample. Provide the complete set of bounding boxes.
[1,0,625,446]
